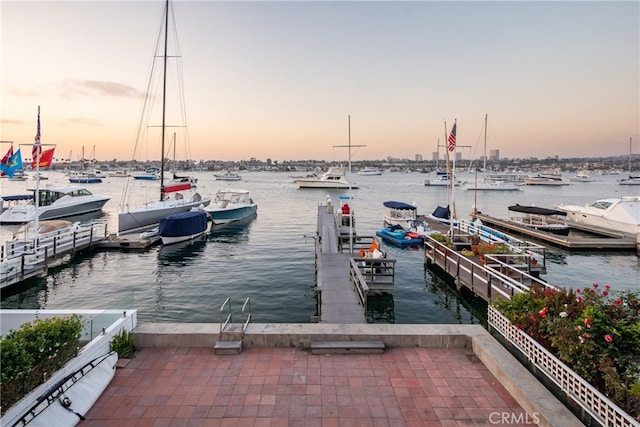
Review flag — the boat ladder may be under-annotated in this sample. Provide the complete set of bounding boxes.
[214,297,251,355]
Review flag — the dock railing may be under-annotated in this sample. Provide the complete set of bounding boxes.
[348,258,369,311]
[424,236,555,302]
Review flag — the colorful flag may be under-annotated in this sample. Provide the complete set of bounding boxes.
[0,145,13,176]
[32,147,55,169]
[0,148,23,178]
[32,107,41,162]
[447,121,457,152]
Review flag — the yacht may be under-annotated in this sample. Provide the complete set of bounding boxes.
[294,167,358,189]
[524,174,570,186]
[556,196,640,235]
[0,185,111,223]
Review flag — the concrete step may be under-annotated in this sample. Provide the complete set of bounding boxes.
[214,340,242,355]
[310,340,385,355]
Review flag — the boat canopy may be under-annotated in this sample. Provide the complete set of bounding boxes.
[383,201,416,210]
[508,204,567,216]
[431,205,451,220]
[1,194,33,201]
[159,211,207,237]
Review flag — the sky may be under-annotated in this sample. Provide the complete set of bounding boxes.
[1,1,639,163]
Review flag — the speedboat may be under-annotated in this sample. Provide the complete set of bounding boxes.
[205,189,257,225]
[0,185,111,223]
[556,196,640,235]
[524,174,570,186]
[382,201,418,228]
[424,171,462,186]
[358,167,382,176]
[507,204,570,235]
[294,167,358,189]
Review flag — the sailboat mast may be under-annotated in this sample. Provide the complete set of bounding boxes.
[159,0,169,201]
[629,137,633,176]
[483,114,487,173]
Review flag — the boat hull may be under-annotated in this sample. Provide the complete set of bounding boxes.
[118,198,210,235]
[0,197,110,224]
[207,205,257,225]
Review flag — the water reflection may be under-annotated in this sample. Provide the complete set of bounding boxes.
[366,293,395,323]
[207,214,256,244]
[157,236,208,267]
[424,269,486,325]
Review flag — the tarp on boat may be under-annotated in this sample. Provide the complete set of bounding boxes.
[508,204,567,216]
[159,211,208,237]
[431,205,450,220]
[383,201,417,210]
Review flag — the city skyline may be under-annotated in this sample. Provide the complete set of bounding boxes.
[1,1,639,162]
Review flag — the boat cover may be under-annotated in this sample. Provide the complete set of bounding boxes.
[383,201,416,210]
[431,205,450,220]
[508,204,567,216]
[159,211,208,237]
[2,194,33,201]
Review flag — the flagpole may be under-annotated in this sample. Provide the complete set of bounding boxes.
[34,106,41,244]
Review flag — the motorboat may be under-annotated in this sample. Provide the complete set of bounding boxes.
[424,172,462,186]
[556,196,640,235]
[618,176,640,186]
[382,201,418,228]
[159,209,210,245]
[0,185,111,223]
[524,174,570,186]
[214,171,242,181]
[294,167,358,189]
[133,167,160,180]
[569,173,595,183]
[376,225,423,248]
[466,178,520,191]
[358,167,382,176]
[68,171,103,184]
[507,204,570,236]
[205,189,257,225]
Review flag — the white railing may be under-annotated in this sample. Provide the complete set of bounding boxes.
[488,306,638,427]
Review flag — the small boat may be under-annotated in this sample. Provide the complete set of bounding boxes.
[568,173,595,182]
[358,167,382,176]
[132,167,160,180]
[159,209,210,245]
[68,172,103,184]
[428,205,457,225]
[507,204,570,235]
[376,225,423,248]
[382,201,418,228]
[424,171,462,186]
[0,185,111,224]
[524,174,570,186]
[618,137,640,185]
[205,189,257,225]
[294,167,358,189]
[214,170,242,181]
[10,351,118,427]
[556,196,640,235]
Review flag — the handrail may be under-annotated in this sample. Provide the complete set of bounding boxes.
[219,297,231,334]
[348,258,369,309]
[241,298,251,333]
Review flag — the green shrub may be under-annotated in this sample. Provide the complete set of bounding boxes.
[110,328,135,359]
[1,315,82,414]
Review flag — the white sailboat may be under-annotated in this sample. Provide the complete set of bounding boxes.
[118,0,210,235]
[466,114,519,191]
[618,137,640,185]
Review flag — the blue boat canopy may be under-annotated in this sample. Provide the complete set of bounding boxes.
[1,194,33,201]
[159,211,208,237]
[383,201,416,210]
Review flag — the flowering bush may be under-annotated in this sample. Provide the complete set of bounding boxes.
[493,283,640,418]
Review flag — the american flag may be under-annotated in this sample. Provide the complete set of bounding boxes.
[447,121,457,152]
[32,107,41,161]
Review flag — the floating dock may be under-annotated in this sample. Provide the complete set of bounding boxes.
[315,201,395,324]
[474,213,638,251]
[96,233,161,250]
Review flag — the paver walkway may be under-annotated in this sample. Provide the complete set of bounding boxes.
[85,346,531,426]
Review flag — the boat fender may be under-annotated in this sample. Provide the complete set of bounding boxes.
[59,395,86,421]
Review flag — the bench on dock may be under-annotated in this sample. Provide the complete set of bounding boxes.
[310,340,385,355]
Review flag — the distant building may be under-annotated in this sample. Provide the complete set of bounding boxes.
[432,152,439,161]
[489,149,500,161]
[415,154,423,161]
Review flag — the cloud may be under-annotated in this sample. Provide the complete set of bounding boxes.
[61,79,143,99]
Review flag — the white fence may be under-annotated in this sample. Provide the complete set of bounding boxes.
[488,305,638,427]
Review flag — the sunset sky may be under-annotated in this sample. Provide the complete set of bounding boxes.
[1,1,639,163]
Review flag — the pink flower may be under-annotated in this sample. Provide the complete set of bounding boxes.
[602,291,608,296]
[593,283,599,288]
[576,288,581,293]
[538,307,548,318]
[605,284,611,290]
[604,334,613,343]
[584,318,591,328]
[577,296,582,302]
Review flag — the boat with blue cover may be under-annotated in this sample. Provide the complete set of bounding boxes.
[159,210,210,245]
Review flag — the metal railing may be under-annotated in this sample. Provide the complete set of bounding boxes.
[241,298,252,333]
[489,306,638,427]
[219,297,232,335]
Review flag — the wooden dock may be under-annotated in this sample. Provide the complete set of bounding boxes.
[475,214,638,251]
[315,202,395,324]
[96,233,161,250]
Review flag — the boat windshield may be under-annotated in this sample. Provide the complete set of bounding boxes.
[590,201,613,210]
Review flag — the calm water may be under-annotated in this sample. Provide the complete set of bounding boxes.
[1,171,638,324]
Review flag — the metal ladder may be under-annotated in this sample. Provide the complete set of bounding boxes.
[214,297,251,355]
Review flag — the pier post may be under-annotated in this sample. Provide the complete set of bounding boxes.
[636,232,640,256]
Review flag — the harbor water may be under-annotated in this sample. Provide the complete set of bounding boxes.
[1,171,638,324]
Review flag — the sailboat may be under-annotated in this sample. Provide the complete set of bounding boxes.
[466,114,519,191]
[117,0,210,235]
[618,137,640,185]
